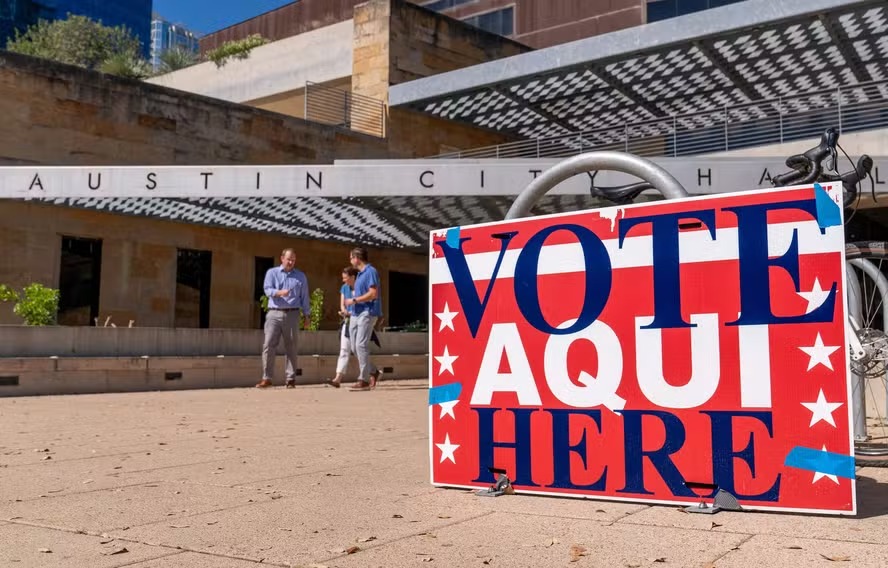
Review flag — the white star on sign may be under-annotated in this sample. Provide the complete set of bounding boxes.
[435,302,459,332]
[797,278,832,314]
[439,399,458,419]
[799,333,840,371]
[436,433,459,464]
[801,388,843,427]
[434,346,458,376]
[812,445,840,485]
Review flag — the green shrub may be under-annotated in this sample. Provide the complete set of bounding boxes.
[205,34,269,68]
[0,283,60,326]
[308,288,324,331]
[258,287,323,331]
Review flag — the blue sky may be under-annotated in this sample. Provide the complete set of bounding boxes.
[152,0,294,36]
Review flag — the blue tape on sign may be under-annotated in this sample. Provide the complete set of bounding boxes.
[814,183,842,228]
[784,446,856,479]
[429,382,462,405]
[445,227,461,249]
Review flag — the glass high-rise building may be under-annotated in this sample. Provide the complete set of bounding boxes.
[0,0,55,47]
[1,0,152,56]
[150,15,200,71]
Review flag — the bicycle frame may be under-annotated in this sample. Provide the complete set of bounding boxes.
[510,150,888,446]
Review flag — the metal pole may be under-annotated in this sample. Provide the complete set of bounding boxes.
[672,116,677,157]
[778,96,783,143]
[837,86,843,134]
[846,262,868,442]
[723,105,729,151]
[505,151,690,220]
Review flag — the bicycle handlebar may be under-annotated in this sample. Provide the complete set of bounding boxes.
[585,127,874,211]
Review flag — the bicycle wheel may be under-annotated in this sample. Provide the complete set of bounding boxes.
[845,241,888,467]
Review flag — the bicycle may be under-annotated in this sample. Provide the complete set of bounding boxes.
[575,127,888,466]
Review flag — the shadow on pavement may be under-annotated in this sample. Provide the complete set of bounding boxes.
[855,471,888,519]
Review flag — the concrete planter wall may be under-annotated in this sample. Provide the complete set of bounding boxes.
[0,326,429,357]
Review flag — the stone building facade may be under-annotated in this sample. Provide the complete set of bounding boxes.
[0,0,529,330]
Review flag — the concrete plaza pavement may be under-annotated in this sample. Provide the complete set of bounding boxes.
[1,380,888,567]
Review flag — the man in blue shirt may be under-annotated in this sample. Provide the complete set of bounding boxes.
[257,248,311,389]
[344,246,382,390]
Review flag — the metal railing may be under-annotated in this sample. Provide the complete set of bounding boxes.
[304,81,386,138]
[435,79,888,159]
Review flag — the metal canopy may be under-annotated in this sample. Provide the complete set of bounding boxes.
[389,0,888,144]
[28,195,625,251]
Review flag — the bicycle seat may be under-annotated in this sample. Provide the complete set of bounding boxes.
[592,181,650,205]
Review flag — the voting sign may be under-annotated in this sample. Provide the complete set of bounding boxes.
[428,184,855,514]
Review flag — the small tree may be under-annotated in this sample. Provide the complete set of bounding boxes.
[0,283,60,326]
[8,13,144,71]
[159,47,198,73]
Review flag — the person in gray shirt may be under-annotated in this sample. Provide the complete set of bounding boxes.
[256,248,310,389]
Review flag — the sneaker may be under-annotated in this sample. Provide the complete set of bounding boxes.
[255,379,272,389]
[285,379,296,389]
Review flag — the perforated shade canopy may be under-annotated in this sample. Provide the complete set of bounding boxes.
[389,0,888,145]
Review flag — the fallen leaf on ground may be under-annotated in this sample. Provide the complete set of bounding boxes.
[438,515,451,519]
[821,555,851,562]
[392,514,403,518]
[101,547,128,556]
[38,548,52,553]
[47,489,63,494]
[206,521,218,526]
[569,545,588,562]
[41,456,52,461]
[35,448,49,452]
[421,558,434,563]
[710,522,722,529]
[482,560,493,565]
[595,509,607,513]
[357,536,377,543]
[787,546,803,550]
[346,546,361,554]
[279,528,292,532]
[651,558,667,563]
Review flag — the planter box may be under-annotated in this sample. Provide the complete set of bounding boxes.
[0,354,429,397]
[0,326,429,358]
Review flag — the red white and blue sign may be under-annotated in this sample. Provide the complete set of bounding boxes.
[428,184,855,515]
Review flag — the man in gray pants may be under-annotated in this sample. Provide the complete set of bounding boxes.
[256,248,311,389]
[344,247,382,390]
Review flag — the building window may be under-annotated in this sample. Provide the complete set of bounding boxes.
[58,236,102,326]
[254,256,274,329]
[646,0,746,23]
[462,6,514,36]
[175,248,212,328]
[422,0,478,12]
[387,271,428,329]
